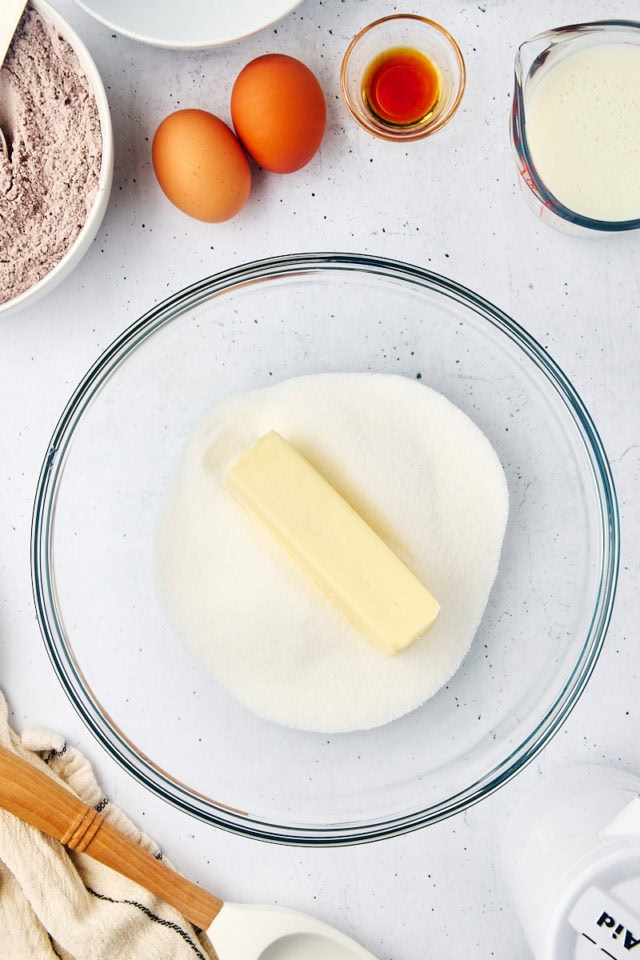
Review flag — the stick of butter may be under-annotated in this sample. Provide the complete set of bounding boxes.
[226,431,440,655]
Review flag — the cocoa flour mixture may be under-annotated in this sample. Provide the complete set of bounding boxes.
[0,6,102,305]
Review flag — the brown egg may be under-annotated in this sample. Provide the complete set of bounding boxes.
[152,109,251,222]
[231,54,326,174]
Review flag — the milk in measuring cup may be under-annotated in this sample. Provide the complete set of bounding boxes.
[525,43,640,222]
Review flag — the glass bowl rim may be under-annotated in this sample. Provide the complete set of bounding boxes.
[31,252,620,845]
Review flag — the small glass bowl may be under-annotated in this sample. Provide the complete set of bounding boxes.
[340,14,466,142]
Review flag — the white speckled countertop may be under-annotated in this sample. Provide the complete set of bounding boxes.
[1,1,639,957]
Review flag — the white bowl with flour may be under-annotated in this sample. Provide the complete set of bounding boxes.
[0,0,113,315]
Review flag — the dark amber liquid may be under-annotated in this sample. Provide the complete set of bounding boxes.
[363,46,441,126]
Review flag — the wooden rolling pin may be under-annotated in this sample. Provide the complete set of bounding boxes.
[0,744,222,930]
[0,744,380,960]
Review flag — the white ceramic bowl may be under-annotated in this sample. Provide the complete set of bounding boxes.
[0,0,113,316]
[73,0,304,48]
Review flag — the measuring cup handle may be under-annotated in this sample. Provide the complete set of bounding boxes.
[601,795,640,841]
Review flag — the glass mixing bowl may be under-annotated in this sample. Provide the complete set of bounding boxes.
[32,253,618,845]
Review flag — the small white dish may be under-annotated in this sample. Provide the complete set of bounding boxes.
[73,0,304,48]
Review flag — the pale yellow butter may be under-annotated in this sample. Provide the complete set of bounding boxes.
[226,431,440,655]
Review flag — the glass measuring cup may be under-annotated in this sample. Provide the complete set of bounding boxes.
[511,20,640,235]
[501,765,640,960]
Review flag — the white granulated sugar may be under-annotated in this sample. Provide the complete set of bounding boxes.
[156,373,509,732]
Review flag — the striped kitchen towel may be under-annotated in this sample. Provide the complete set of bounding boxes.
[0,690,216,960]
